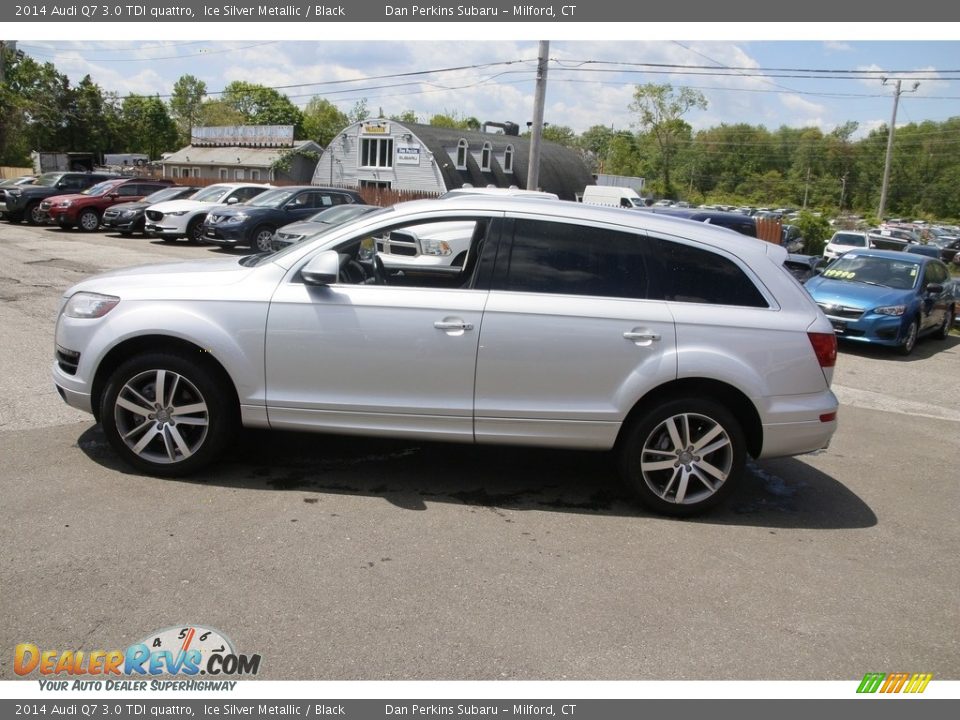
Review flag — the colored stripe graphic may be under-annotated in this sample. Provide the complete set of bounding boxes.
[857,673,886,693]
[857,672,932,694]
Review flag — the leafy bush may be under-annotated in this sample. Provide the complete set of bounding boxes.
[794,211,832,255]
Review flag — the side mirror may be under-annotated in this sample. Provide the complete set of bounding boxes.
[301,251,341,286]
[925,283,943,294]
[226,197,239,205]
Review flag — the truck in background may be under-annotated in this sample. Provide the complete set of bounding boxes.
[30,151,98,174]
[581,185,647,209]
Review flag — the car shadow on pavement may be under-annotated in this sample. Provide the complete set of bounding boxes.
[77,425,876,530]
[838,332,959,362]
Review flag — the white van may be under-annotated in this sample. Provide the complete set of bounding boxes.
[582,185,646,208]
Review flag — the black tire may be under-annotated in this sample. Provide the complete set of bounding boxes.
[934,307,954,340]
[618,397,746,517]
[25,202,44,226]
[186,216,204,244]
[251,225,276,253]
[58,220,73,230]
[898,318,919,356]
[100,351,237,477]
[6,212,24,223]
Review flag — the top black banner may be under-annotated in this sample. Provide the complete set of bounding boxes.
[4,0,960,22]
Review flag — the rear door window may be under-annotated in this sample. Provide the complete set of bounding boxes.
[495,219,650,300]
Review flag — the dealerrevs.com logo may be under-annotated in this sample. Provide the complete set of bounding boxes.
[15,626,261,691]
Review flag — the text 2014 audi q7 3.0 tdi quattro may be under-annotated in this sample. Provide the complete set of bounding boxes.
[53,197,839,516]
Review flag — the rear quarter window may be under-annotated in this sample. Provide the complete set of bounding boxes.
[648,237,768,307]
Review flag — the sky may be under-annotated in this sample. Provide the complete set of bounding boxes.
[12,37,960,140]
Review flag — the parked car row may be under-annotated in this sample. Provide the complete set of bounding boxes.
[2,175,374,253]
[823,227,960,266]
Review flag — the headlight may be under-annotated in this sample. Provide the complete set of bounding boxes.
[120,210,136,218]
[166,210,188,216]
[224,214,247,224]
[63,292,120,319]
[875,305,906,316]
[8,189,22,196]
[421,239,452,256]
[57,200,73,208]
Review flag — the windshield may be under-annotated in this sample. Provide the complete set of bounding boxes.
[822,255,920,290]
[306,205,378,224]
[832,233,867,247]
[246,188,295,208]
[143,187,188,204]
[251,206,392,266]
[628,198,646,208]
[81,181,120,196]
[192,185,231,203]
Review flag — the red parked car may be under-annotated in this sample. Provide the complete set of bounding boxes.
[41,177,174,232]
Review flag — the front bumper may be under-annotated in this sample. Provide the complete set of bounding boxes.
[103,211,141,231]
[823,310,909,347]
[202,224,249,246]
[144,222,186,238]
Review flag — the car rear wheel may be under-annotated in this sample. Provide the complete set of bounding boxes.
[898,318,919,355]
[618,397,745,517]
[26,202,44,225]
[934,307,954,340]
[251,226,275,252]
[100,352,236,477]
[78,209,101,232]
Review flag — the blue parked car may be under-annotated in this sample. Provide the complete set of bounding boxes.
[805,249,955,355]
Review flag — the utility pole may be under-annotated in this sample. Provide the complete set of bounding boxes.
[877,78,920,221]
[526,40,549,192]
[802,166,811,209]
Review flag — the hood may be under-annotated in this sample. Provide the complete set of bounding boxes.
[148,198,224,213]
[65,257,256,297]
[209,205,272,218]
[805,276,916,309]
[43,193,90,204]
[107,200,151,212]
[275,220,326,236]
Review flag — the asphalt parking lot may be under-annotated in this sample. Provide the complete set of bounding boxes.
[1,221,958,681]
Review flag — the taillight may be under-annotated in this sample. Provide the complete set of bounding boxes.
[808,332,837,368]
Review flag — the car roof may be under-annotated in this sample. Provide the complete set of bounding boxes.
[380,195,780,258]
[840,248,936,262]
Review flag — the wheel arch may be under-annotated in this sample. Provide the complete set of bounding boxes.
[90,335,239,423]
[615,377,763,459]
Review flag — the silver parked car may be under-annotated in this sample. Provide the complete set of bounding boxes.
[53,197,839,516]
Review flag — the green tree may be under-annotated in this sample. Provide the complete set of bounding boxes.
[119,94,178,159]
[170,74,207,145]
[347,99,370,123]
[629,83,707,198]
[301,97,349,147]
[196,99,246,129]
[390,109,418,124]
[221,81,303,135]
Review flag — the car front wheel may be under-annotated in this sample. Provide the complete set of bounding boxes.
[618,397,746,517]
[78,209,100,232]
[100,352,236,477]
[898,318,919,355]
[252,226,275,253]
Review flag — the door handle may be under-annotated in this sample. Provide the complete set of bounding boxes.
[624,330,661,345]
[434,320,474,331]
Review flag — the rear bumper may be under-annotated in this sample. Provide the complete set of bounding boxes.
[758,389,839,458]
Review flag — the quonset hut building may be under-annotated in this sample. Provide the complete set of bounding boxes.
[311,120,593,200]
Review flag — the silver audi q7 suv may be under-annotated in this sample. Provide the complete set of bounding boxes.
[53,196,838,516]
